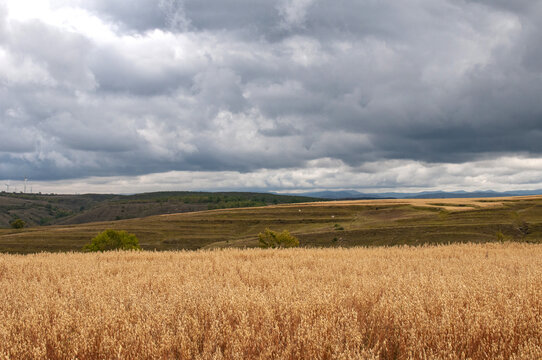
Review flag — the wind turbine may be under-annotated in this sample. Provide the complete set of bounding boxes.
[4,181,9,193]
[24,177,28,194]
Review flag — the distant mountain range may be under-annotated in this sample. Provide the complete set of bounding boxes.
[281,189,542,200]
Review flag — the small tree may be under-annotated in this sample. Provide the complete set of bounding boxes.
[82,229,141,252]
[10,219,25,229]
[258,228,299,249]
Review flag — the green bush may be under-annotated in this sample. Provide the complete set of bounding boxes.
[82,229,141,252]
[258,228,299,249]
[10,219,25,229]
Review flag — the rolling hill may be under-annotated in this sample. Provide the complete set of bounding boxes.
[1,195,541,253]
[0,191,320,229]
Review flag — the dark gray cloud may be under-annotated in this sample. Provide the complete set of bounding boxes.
[1,0,542,192]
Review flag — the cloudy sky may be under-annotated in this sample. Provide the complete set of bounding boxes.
[1,0,542,194]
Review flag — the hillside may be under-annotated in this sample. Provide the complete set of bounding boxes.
[1,196,541,253]
[0,191,320,229]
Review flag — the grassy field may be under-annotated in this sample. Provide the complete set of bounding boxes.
[0,243,540,359]
[0,196,541,253]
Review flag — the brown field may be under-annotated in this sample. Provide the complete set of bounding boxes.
[1,243,541,359]
[278,195,542,211]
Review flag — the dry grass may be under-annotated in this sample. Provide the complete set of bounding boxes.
[0,243,541,359]
[284,195,542,211]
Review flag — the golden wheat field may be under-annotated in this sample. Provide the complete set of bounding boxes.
[0,244,541,359]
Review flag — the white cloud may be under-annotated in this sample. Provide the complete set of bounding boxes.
[12,156,542,194]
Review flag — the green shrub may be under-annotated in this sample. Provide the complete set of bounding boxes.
[82,229,141,252]
[258,228,299,249]
[10,219,25,229]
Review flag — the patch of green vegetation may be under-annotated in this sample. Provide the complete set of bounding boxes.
[10,219,25,229]
[258,228,299,248]
[82,229,141,252]
[39,218,51,226]
[208,200,267,210]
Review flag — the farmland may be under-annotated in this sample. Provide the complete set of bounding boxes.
[0,243,540,359]
[0,196,541,253]
[1,196,541,359]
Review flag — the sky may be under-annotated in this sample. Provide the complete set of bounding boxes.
[1,0,542,194]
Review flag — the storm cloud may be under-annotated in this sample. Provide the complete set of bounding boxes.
[1,0,542,192]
